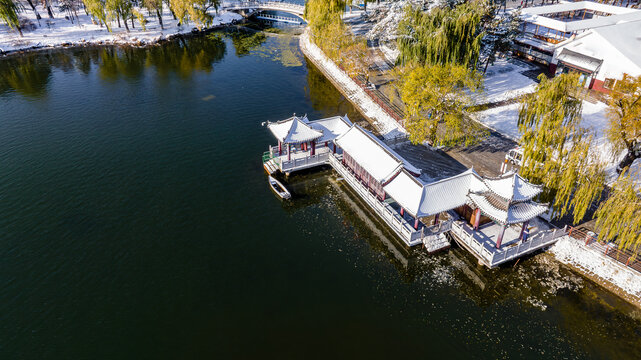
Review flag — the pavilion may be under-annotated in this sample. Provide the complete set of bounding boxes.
[264,118,566,266]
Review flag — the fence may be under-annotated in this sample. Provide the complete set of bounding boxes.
[568,226,641,273]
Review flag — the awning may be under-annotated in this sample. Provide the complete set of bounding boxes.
[556,48,602,74]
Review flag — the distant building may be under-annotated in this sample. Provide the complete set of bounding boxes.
[514,1,641,92]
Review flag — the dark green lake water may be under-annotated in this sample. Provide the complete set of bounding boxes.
[1,32,640,359]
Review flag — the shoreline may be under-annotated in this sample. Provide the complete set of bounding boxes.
[0,6,244,57]
[298,27,641,310]
[0,23,242,58]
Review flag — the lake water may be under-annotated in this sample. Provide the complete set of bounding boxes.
[1,31,640,359]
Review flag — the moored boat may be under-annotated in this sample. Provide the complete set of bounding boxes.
[268,175,291,200]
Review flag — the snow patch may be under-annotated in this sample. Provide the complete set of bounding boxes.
[475,58,538,105]
[0,5,242,54]
[551,235,641,300]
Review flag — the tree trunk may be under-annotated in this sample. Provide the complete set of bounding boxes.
[123,17,130,32]
[17,26,23,37]
[482,56,491,75]
[131,18,135,29]
[26,0,42,21]
[46,1,55,18]
[617,148,640,173]
[73,8,80,26]
[156,9,164,30]
[117,14,121,28]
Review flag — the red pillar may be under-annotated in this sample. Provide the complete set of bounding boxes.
[311,141,316,156]
[473,209,481,230]
[433,213,439,225]
[333,143,336,154]
[278,141,282,156]
[519,220,529,241]
[288,144,291,161]
[496,224,506,249]
[414,218,419,230]
[400,208,404,216]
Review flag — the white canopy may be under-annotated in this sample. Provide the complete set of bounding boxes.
[268,116,322,144]
[556,48,603,73]
[335,125,404,183]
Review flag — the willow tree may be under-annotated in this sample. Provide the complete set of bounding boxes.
[399,64,485,146]
[396,2,487,68]
[606,74,641,174]
[83,0,111,32]
[518,73,605,222]
[169,0,190,26]
[305,0,353,61]
[305,0,345,40]
[0,0,23,36]
[143,0,163,30]
[595,172,641,257]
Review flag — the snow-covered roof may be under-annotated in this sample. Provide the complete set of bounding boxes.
[520,2,641,33]
[482,172,543,202]
[308,115,353,143]
[468,193,549,225]
[414,169,481,217]
[335,125,405,182]
[556,48,603,73]
[592,21,641,70]
[268,116,323,144]
[383,168,485,218]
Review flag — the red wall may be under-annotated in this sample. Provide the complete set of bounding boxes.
[591,79,611,94]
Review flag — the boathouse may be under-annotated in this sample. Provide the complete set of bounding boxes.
[263,116,567,267]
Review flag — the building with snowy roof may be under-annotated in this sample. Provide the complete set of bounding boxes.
[264,116,567,267]
[514,2,641,91]
[551,20,641,92]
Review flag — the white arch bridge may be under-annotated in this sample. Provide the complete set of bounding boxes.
[222,1,306,23]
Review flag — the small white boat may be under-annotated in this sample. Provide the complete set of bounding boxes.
[268,176,291,200]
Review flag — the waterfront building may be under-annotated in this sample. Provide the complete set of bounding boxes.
[264,116,567,266]
[514,2,641,92]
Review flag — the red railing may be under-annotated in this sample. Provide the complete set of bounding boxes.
[335,63,406,126]
[567,226,641,273]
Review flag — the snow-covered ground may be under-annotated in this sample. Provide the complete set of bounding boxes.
[472,98,641,183]
[551,236,641,302]
[0,5,242,53]
[476,58,538,105]
[299,29,406,138]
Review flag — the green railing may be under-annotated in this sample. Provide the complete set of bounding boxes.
[262,151,273,164]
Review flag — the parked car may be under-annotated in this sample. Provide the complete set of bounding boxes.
[505,147,524,166]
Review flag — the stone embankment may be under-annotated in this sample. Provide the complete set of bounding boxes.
[298,29,406,138]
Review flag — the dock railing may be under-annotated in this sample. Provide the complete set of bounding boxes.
[451,221,567,267]
[329,154,423,246]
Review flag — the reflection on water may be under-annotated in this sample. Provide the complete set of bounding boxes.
[0,30,640,359]
[0,55,52,97]
[0,34,228,96]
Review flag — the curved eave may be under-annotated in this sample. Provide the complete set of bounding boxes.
[468,193,548,225]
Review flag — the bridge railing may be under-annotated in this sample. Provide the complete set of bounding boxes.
[222,0,304,11]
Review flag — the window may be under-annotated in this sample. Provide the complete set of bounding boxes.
[603,78,616,90]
